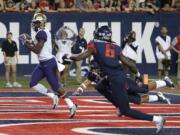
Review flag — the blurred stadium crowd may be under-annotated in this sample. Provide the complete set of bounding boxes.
[0,0,179,13]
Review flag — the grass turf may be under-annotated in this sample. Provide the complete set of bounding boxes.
[0,76,81,89]
[0,76,179,92]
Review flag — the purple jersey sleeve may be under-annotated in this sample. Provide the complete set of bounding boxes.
[36,30,47,41]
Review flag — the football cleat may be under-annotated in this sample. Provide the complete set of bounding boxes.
[155,116,166,134]
[164,76,175,88]
[52,95,59,109]
[69,104,78,118]
[157,92,171,105]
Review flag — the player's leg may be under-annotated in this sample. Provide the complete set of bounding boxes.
[164,62,170,77]
[75,60,83,84]
[73,79,92,96]
[177,54,180,85]
[129,93,170,104]
[30,65,45,90]
[44,58,77,117]
[157,59,163,79]
[148,78,174,91]
[177,54,180,79]
[141,94,159,103]
[61,64,70,87]
[128,93,141,104]
[30,64,56,101]
[127,78,149,94]
[96,79,119,108]
[109,75,165,133]
[110,76,152,120]
[128,84,149,94]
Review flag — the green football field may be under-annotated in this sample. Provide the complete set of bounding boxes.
[0,76,80,89]
[0,75,179,90]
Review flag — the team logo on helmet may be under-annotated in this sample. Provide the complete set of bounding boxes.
[32,13,47,31]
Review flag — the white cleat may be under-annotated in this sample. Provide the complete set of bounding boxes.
[69,104,77,118]
[52,95,59,109]
[6,82,13,88]
[155,116,166,134]
[12,82,22,88]
[157,92,171,105]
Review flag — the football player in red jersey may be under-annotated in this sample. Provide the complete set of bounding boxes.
[171,27,180,82]
[64,26,166,134]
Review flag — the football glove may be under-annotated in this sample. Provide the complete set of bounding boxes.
[62,54,72,64]
[72,87,84,96]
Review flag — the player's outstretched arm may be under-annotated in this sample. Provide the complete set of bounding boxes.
[70,48,94,61]
[73,79,92,96]
[19,33,45,54]
[171,44,180,54]
[119,54,138,74]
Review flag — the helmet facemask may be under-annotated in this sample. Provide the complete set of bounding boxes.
[94,26,112,42]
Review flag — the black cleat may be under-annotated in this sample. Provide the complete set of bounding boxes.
[164,76,175,88]
[157,92,171,105]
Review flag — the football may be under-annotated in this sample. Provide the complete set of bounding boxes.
[22,33,32,40]
[19,33,32,45]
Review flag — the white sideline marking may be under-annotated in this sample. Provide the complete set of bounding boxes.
[0,119,179,123]
[0,119,179,128]
[80,99,111,104]
[26,100,45,103]
[1,104,180,108]
[0,100,44,103]
[0,110,180,115]
[77,113,180,117]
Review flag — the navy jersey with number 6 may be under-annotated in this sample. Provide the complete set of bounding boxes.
[87,39,123,76]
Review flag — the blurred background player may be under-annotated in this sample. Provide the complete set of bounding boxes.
[171,27,180,84]
[71,27,87,84]
[121,30,173,103]
[67,25,166,134]
[19,13,77,118]
[121,31,138,76]
[1,32,21,88]
[155,27,172,79]
[55,26,76,87]
[73,58,172,105]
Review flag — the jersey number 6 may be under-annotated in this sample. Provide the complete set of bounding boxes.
[105,43,115,58]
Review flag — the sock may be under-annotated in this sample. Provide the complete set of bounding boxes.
[153,115,162,123]
[148,95,158,102]
[155,80,166,88]
[32,83,54,99]
[46,92,56,99]
[64,98,74,108]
